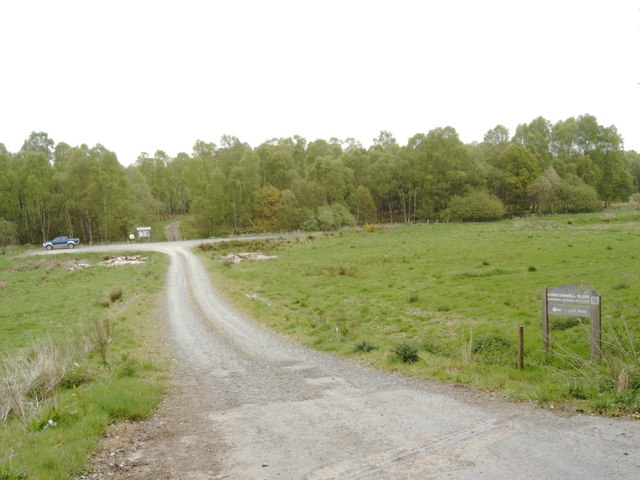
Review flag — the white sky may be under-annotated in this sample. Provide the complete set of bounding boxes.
[1,0,639,165]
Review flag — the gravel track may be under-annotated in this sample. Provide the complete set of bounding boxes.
[35,241,640,479]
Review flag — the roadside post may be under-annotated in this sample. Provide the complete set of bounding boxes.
[542,282,601,360]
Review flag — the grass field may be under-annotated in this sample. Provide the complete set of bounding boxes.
[0,251,168,479]
[199,210,640,417]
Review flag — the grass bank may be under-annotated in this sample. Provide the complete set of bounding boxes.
[0,251,169,479]
[198,210,640,417]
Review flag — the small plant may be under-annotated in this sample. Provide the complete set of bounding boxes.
[90,317,113,368]
[115,353,139,378]
[527,266,537,272]
[391,342,420,363]
[481,260,490,266]
[0,281,5,290]
[408,294,419,303]
[364,223,376,233]
[353,340,378,353]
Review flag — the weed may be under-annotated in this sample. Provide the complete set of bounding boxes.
[364,223,376,233]
[391,342,420,363]
[0,282,6,290]
[408,294,419,303]
[527,266,537,272]
[353,340,377,353]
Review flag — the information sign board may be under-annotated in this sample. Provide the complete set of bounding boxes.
[542,282,601,359]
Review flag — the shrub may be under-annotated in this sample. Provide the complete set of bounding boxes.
[554,182,601,213]
[364,223,376,233]
[441,190,505,222]
[391,342,420,363]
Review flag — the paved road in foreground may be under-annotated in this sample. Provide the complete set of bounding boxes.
[38,240,640,479]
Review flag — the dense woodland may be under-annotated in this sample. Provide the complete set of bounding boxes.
[2,114,640,245]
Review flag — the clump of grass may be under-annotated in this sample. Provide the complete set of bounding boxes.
[353,339,378,353]
[527,266,537,272]
[109,288,123,303]
[0,464,27,479]
[330,266,355,277]
[199,242,214,252]
[408,294,419,303]
[391,342,420,363]
[471,335,511,354]
[114,353,139,378]
[0,340,72,421]
[0,281,6,290]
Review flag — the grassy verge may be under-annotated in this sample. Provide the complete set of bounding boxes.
[0,251,169,479]
[197,210,640,417]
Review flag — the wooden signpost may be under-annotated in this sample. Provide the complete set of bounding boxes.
[542,282,601,360]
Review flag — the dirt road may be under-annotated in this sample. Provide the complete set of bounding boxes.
[43,241,639,479]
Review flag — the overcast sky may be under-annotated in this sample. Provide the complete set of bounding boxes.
[1,0,638,165]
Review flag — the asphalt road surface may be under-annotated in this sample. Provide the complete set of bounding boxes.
[40,240,640,479]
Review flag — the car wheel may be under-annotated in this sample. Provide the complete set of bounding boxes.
[68,243,75,249]
[46,245,53,250]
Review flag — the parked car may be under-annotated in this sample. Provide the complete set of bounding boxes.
[42,236,80,250]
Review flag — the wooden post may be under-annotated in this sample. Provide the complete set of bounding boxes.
[542,287,549,352]
[518,326,524,370]
[591,298,602,360]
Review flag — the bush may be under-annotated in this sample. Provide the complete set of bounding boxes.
[391,342,420,363]
[554,182,601,213]
[315,204,356,231]
[441,190,505,222]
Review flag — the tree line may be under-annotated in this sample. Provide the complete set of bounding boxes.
[2,113,640,245]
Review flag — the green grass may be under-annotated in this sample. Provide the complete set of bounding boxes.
[0,251,168,479]
[199,210,640,416]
